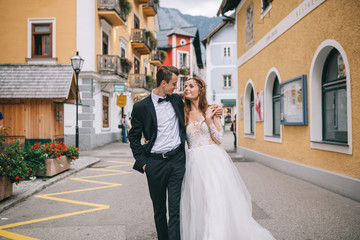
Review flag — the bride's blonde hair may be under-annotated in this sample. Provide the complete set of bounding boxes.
[184,77,209,126]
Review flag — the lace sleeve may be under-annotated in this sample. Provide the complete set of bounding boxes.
[209,119,223,144]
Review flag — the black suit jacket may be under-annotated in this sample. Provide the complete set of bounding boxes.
[128,93,186,173]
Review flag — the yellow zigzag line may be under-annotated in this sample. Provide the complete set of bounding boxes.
[0,161,133,240]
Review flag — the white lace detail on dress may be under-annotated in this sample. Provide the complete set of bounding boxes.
[186,116,223,149]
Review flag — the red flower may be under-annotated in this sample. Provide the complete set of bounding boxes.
[15,176,19,180]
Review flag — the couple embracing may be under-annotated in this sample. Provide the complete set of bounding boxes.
[128,66,275,240]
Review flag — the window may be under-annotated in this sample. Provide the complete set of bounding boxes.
[179,52,188,68]
[103,95,109,128]
[322,48,347,143]
[250,89,255,134]
[272,77,280,136]
[180,39,186,45]
[121,47,126,58]
[223,46,231,57]
[179,77,186,92]
[32,23,52,58]
[245,2,254,49]
[102,32,109,55]
[134,57,140,74]
[134,14,140,29]
[223,75,232,88]
[261,0,272,13]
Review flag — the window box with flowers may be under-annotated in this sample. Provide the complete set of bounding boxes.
[120,57,133,74]
[25,142,79,178]
[0,128,29,201]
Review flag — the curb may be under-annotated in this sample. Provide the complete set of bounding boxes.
[0,157,100,214]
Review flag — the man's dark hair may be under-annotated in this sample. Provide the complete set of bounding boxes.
[156,66,179,87]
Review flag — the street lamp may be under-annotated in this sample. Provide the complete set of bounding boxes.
[70,51,84,148]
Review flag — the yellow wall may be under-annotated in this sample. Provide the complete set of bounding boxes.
[95,0,156,75]
[236,0,360,178]
[0,0,76,64]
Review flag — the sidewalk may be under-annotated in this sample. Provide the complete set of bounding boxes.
[0,155,100,214]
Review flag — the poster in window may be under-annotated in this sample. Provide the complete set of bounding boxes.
[280,75,308,125]
[255,90,263,122]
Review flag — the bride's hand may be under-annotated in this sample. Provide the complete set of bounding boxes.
[205,106,216,122]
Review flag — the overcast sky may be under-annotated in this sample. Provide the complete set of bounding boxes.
[159,0,222,18]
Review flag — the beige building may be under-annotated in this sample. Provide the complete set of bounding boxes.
[218,0,360,201]
[0,0,160,149]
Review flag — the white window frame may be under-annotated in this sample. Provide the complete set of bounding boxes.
[264,67,282,143]
[177,50,189,68]
[27,18,56,64]
[101,19,112,55]
[223,74,232,89]
[120,37,128,58]
[244,80,256,138]
[180,39,186,45]
[309,39,352,155]
[260,0,272,19]
[133,54,140,74]
[222,45,231,58]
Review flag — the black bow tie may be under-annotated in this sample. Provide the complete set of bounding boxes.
[158,95,171,103]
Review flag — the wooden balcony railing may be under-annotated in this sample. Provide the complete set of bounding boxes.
[143,0,158,16]
[97,55,127,78]
[98,0,126,26]
[131,29,151,54]
[149,50,163,66]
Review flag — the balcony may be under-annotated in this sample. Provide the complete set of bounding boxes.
[131,29,151,55]
[97,55,128,78]
[135,0,148,3]
[149,50,163,67]
[142,0,158,17]
[127,74,154,91]
[98,0,126,26]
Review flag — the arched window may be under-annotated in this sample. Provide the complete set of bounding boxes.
[250,89,254,134]
[272,77,280,136]
[322,48,347,143]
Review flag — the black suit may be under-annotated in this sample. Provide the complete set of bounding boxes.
[128,93,186,240]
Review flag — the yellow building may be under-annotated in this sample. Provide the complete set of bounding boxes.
[218,0,360,201]
[0,0,160,149]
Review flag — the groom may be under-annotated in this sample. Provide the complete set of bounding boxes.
[128,66,186,240]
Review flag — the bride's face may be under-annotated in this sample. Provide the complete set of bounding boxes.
[184,79,200,101]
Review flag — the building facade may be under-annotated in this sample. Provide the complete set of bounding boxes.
[202,18,238,124]
[157,26,204,94]
[218,0,360,201]
[0,0,159,149]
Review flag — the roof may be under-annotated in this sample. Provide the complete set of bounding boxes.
[0,64,75,99]
[217,0,242,16]
[201,18,234,46]
[167,27,195,37]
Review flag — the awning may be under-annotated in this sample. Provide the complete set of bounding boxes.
[221,99,236,105]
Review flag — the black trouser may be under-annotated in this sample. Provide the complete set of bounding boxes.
[145,150,185,240]
[233,133,237,147]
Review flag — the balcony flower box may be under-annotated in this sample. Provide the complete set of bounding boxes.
[36,156,71,177]
[0,176,13,201]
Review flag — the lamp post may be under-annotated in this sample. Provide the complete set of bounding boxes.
[70,51,84,148]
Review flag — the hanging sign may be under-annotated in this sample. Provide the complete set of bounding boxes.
[117,95,127,107]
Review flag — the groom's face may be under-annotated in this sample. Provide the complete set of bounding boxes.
[163,73,178,95]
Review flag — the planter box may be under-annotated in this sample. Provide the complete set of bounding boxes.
[37,156,71,177]
[0,176,13,201]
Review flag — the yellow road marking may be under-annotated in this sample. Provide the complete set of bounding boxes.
[0,161,133,239]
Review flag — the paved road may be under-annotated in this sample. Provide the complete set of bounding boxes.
[0,131,359,239]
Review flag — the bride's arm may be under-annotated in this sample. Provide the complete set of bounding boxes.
[205,107,223,145]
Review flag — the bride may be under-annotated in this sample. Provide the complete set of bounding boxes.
[180,77,275,240]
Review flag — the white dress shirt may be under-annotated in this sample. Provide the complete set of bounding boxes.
[151,91,181,153]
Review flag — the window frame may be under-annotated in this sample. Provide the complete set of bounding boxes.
[260,0,272,19]
[222,46,231,58]
[223,74,232,89]
[178,51,188,68]
[31,23,52,58]
[244,80,256,138]
[321,48,347,144]
[27,18,56,63]
[309,39,352,155]
[102,95,109,128]
[272,77,281,136]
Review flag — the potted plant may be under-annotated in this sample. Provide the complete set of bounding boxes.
[120,0,132,20]
[146,75,156,89]
[25,141,79,178]
[145,31,158,50]
[120,57,133,74]
[0,138,29,201]
[160,50,167,62]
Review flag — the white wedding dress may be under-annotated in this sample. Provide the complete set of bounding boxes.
[180,117,275,240]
